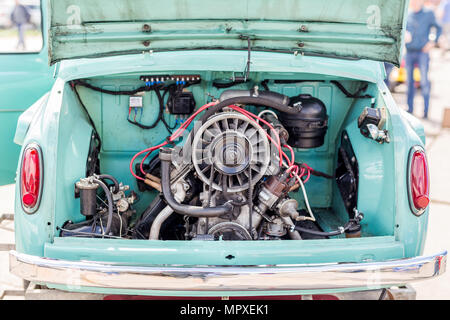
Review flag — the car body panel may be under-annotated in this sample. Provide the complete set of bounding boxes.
[13,51,428,257]
[43,236,405,266]
[0,0,55,185]
[56,50,386,84]
[8,1,442,297]
[48,0,408,66]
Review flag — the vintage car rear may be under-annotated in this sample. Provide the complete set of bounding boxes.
[9,0,446,298]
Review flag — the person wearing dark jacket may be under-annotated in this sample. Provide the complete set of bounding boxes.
[405,0,442,119]
[10,0,31,50]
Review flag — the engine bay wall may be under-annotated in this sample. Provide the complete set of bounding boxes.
[47,75,396,242]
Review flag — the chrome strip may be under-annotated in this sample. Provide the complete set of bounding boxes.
[9,250,446,292]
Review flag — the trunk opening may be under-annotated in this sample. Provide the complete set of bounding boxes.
[52,70,396,245]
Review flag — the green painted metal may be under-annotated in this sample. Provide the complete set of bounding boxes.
[56,50,386,84]
[11,3,433,296]
[45,236,404,265]
[48,0,408,66]
[0,0,55,185]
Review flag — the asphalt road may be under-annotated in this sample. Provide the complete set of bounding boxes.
[0,49,449,299]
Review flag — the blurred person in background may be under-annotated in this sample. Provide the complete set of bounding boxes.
[384,63,394,87]
[10,0,30,51]
[405,0,442,119]
[438,0,450,52]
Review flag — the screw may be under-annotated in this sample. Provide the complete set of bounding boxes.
[142,24,151,32]
[299,25,308,32]
[297,42,305,48]
[143,40,150,47]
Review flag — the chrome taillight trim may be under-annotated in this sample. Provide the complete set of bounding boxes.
[407,145,429,217]
[19,142,44,214]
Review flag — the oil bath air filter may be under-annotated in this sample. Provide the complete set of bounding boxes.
[280,94,328,149]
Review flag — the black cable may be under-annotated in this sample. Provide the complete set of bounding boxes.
[330,81,372,99]
[156,87,174,133]
[93,178,114,236]
[58,226,123,239]
[73,79,149,96]
[73,79,199,133]
[309,168,334,179]
[262,79,373,99]
[161,88,177,131]
[127,113,163,130]
[73,79,165,131]
[72,83,102,152]
[294,218,359,237]
[294,225,347,237]
[294,162,333,180]
[260,80,270,91]
[126,85,166,131]
[212,79,247,89]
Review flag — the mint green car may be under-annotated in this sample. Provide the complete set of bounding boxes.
[4,0,446,299]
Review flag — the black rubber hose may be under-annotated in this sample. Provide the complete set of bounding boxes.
[212,79,247,89]
[96,174,120,194]
[160,154,233,217]
[199,96,299,125]
[92,178,114,236]
[294,223,352,237]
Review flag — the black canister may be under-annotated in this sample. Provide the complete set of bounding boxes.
[75,178,99,216]
[280,94,328,148]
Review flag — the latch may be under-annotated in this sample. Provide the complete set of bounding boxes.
[358,107,390,144]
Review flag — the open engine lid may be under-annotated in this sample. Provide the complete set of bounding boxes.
[48,0,408,66]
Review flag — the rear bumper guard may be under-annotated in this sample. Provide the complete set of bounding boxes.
[9,250,446,292]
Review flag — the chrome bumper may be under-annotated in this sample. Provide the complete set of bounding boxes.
[9,250,446,292]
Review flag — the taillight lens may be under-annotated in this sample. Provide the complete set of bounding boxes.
[407,146,429,216]
[20,144,43,214]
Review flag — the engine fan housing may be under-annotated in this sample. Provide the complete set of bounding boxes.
[192,112,270,192]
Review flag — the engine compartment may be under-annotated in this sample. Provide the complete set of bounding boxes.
[54,73,395,242]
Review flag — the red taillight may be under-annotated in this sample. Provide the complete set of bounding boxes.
[20,144,42,213]
[408,146,429,216]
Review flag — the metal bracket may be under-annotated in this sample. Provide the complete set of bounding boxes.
[234,35,252,82]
